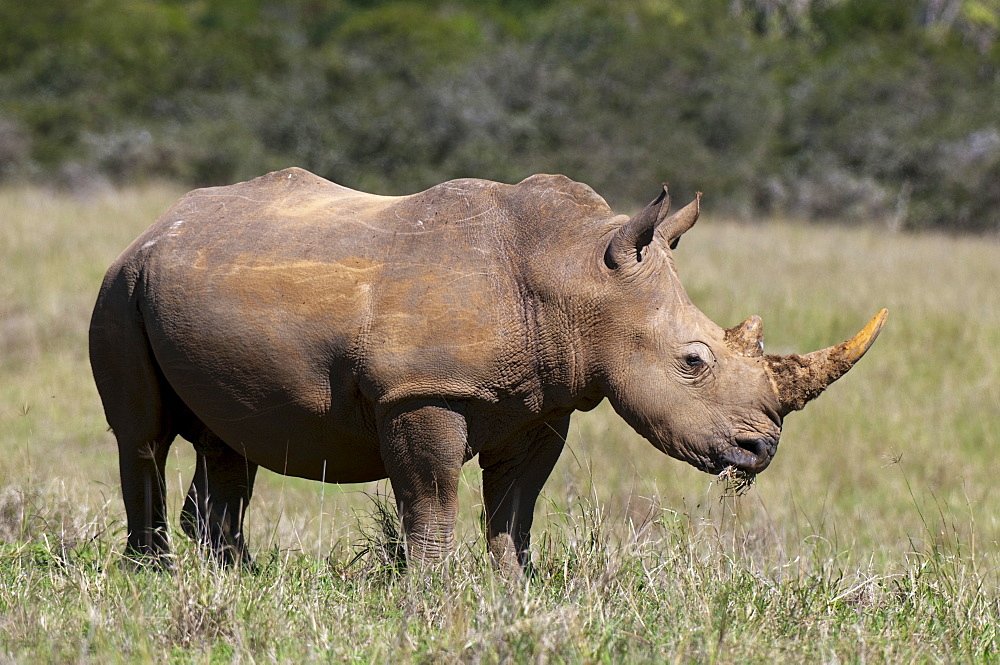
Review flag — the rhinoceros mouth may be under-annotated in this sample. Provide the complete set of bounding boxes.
[718,435,777,475]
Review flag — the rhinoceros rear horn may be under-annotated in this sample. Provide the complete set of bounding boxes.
[725,314,764,357]
[604,184,671,269]
[766,309,889,416]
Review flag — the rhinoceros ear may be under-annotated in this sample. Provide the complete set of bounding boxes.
[604,184,671,269]
[655,192,701,250]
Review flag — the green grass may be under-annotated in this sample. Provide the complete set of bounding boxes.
[1,185,998,662]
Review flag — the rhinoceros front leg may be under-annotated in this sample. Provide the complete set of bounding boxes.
[180,433,258,566]
[480,415,569,574]
[380,402,468,564]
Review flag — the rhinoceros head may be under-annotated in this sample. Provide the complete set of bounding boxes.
[594,185,886,477]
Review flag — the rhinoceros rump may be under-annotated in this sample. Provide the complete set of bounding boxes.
[89,168,886,571]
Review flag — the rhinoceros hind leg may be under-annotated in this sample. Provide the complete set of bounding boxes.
[117,431,175,566]
[480,415,568,575]
[180,431,258,566]
[91,311,178,566]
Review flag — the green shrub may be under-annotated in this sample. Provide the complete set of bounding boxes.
[0,0,998,232]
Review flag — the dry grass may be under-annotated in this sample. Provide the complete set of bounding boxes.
[716,466,756,498]
[1,184,998,662]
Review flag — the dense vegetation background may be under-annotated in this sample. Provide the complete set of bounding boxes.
[2,0,999,232]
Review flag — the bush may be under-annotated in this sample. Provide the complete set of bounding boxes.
[0,0,998,232]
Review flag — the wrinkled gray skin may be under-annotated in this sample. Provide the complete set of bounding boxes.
[89,168,886,572]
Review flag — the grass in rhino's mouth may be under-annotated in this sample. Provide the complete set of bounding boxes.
[717,465,756,497]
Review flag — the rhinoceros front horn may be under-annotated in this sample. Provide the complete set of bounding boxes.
[766,309,888,416]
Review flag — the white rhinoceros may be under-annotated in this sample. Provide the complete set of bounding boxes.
[89,168,886,570]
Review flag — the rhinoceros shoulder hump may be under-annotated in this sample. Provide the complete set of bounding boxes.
[495,174,615,234]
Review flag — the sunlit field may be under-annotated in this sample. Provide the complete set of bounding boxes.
[1,183,998,662]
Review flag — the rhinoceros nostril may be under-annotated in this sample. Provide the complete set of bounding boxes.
[735,436,772,459]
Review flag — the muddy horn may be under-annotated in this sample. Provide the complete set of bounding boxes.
[766,309,888,416]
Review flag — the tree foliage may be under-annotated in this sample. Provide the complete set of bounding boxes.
[1,0,999,231]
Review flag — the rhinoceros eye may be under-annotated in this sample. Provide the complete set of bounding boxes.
[684,353,705,369]
[678,342,714,377]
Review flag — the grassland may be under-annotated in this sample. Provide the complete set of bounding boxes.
[1,184,998,662]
